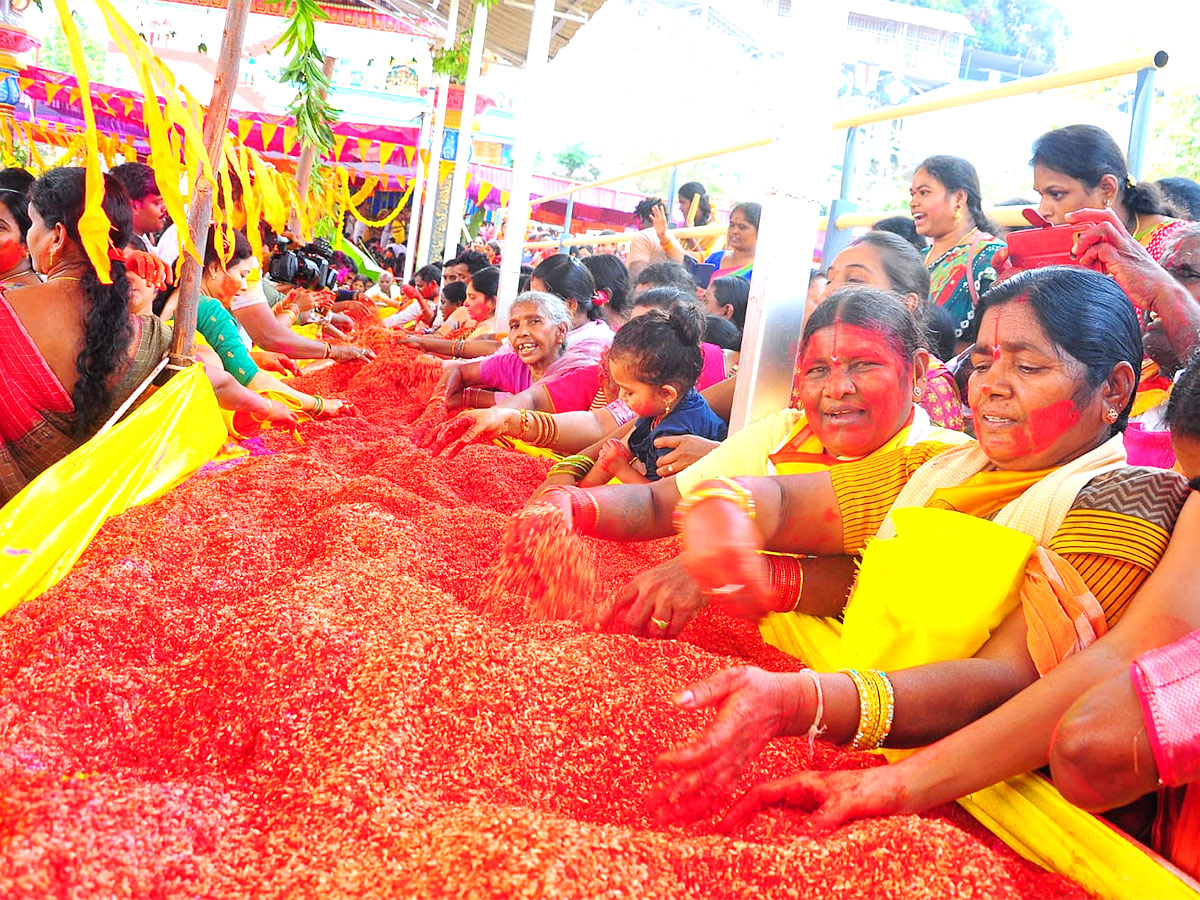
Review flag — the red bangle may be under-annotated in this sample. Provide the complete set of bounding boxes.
[543,485,601,534]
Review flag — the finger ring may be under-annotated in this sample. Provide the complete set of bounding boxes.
[650,617,669,629]
[665,464,673,474]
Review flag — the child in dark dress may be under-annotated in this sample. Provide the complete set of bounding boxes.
[580,303,727,484]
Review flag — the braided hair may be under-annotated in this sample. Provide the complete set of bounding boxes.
[31,167,135,439]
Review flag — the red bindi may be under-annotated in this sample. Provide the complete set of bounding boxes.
[830,324,841,366]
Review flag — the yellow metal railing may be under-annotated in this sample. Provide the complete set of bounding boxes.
[520,52,1167,212]
[522,208,1034,250]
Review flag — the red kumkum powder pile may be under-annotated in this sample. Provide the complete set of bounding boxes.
[0,328,1088,899]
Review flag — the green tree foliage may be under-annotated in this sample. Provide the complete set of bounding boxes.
[269,0,340,154]
[1148,91,1200,182]
[40,13,106,75]
[553,142,600,180]
[897,0,1064,65]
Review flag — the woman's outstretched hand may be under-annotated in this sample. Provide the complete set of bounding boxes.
[596,558,708,638]
[678,495,772,613]
[717,766,907,835]
[652,666,811,822]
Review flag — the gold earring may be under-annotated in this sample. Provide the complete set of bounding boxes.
[48,247,56,268]
[1104,408,1119,424]
[955,207,962,222]
[913,385,923,400]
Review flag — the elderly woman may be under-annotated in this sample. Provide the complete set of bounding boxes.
[701,351,1200,883]
[605,267,1186,822]
[439,291,576,409]
[579,287,969,638]
[1,168,172,503]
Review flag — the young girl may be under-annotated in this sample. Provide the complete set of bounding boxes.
[580,304,727,485]
[430,281,472,337]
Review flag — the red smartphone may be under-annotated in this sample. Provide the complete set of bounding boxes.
[1006,208,1087,270]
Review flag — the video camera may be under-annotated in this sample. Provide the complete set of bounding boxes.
[267,236,338,290]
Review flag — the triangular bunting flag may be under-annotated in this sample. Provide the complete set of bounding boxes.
[417,148,427,167]
[17,77,32,92]
[333,134,348,160]
[477,179,492,202]
[404,146,416,165]
[68,87,80,104]
[45,83,65,102]
[378,142,395,166]
[357,137,371,162]
[260,122,278,150]
[282,125,298,154]
[121,97,135,116]
[237,118,254,143]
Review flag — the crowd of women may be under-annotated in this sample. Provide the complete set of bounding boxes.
[5,119,1200,881]
[424,122,1200,878]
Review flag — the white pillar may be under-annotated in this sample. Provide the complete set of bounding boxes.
[417,0,460,267]
[403,100,433,283]
[497,0,555,331]
[442,0,488,262]
[728,3,842,432]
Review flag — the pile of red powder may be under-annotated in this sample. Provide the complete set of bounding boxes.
[0,333,1087,899]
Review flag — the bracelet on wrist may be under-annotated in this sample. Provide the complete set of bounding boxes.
[671,477,755,532]
[841,668,895,751]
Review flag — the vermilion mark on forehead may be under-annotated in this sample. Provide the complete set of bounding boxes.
[830,323,841,365]
[992,307,1002,360]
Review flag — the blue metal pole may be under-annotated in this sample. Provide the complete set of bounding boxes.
[839,126,857,201]
[559,194,575,254]
[666,165,679,212]
[1127,62,1160,180]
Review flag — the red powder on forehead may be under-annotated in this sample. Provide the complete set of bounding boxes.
[0,321,1088,899]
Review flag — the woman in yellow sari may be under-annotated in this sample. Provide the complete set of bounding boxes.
[536,266,1189,822]
[578,287,969,638]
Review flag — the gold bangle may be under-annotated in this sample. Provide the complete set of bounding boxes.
[671,478,755,532]
[841,668,894,751]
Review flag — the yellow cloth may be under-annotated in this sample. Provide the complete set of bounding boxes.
[840,507,1035,669]
[674,406,970,496]
[0,365,224,613]
[926,466,1058,521]
[877,434,1128,546]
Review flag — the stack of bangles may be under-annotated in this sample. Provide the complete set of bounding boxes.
[452,338,468,358]
[322,341,332,359]
[517,408,561,448]
[462,387,488,408]
[766,554,805,613]
[540,485,600,532]
[547,454,595,480]
[310,396,325,416]
[841,668,896,751]
[670,476,755,532]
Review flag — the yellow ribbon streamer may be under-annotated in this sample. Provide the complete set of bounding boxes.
[51,0,113,283]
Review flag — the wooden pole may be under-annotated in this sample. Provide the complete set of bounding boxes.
[288,53,336,238]
[168,0,252,364]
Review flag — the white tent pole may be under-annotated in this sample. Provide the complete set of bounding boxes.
[403,99,434,282]
[417,0,460,267]
[728,3,842,433]
[497,0,555,330]
[442,0,488,262]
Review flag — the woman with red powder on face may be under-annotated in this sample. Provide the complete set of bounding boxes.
[531,267,1190,822]
[0,168,40,289]
[689,353,1200,882]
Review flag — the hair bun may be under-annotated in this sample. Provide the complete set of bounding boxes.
[668,301,705,347]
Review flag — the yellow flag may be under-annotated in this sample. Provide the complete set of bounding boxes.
[333,134,347,160]
[52,0,113,282]
[379,142,395,166]
[282,126,298,155]
[260,122,279,150]
[237,118,254,144]
[17,76,32,93]
[45,83,64,103]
